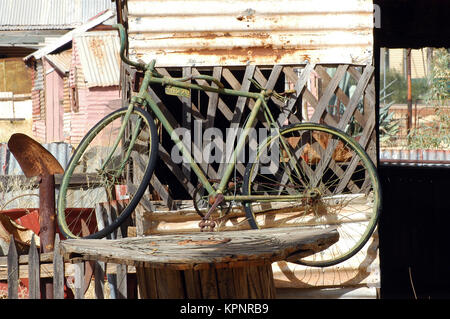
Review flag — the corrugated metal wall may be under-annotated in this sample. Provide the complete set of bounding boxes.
[0,142,72,176]
[64,33,121,145]
[124,0,374,67]
[74,32,121,87]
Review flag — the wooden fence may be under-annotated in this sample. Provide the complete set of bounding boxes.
[1,233,135,299]
[1,200,136,299]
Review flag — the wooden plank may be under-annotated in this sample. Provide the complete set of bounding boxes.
[232,266,248,298]
[155,267,185,298]
[53,234,64,299]
[315,65,366,127]
[216,267,236,298]
[94,261,106,299]
[116,264,128,299]
[279,63,315,125]
[337,65,374,130]
[205,66,223,129]
[309,64,349,123]
[158,144,196,197]
[115,218,127,299]
[7,236,18,299]
[74,262,84,299]
[0,251,53,266]
[183,269,202,298]
[28,235,40,299]
[199,268,219,299]
[182,67,192,179]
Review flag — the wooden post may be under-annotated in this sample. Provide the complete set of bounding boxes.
[7,236,18,299]
[28,235,40,299]
[53,234,65,299]
[94,261,106,299]
[74,262,84,299]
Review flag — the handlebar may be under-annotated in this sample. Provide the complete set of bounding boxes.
[113,24,147,71]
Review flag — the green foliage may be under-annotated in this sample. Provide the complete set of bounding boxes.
[407,48,449,150]
[379,79,400,144]
[425,48,450,106]
[381,70,430,104]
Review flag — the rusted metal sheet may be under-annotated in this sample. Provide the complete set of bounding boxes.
[45,50,72,75]
[0,142,73,176]
[64,86,120,145]
[7,134,63,178]
[23,9,115,61]
[74,32,121,87]
[0,0,113,30]
[125,0,374,66]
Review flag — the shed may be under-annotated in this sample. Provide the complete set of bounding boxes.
[114,0,380,298]
[24,10,122,145]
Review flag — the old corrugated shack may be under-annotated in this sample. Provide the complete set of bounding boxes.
[115,0,380,298]
[0,0,115,142]
[24,10,122,145]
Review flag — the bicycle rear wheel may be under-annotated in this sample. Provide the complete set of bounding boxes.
[242,123,381,267]
[57,107,158,239]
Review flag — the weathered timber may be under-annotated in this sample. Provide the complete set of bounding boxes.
[28,235,40,299]
[59,227,338,299]
[7,235,18,299]
[59,227,338,270]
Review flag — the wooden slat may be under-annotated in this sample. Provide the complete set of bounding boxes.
[158,144,196,196]
[28,235,40,299]
[94,261,106,299]
[74,262,84,299]
[337,65,374,131]
[182,67,192,179]
[218,65,256,177]
[309,64,349,123]
[279,63,315,125]
[7,236,18,299]
[53,234,65,299]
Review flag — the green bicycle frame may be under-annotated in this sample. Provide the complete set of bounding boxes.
[107,23,309,203]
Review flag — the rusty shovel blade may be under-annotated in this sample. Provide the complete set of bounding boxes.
[7,133,64,178]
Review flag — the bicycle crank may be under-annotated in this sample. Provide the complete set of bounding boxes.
[199,193,224,232]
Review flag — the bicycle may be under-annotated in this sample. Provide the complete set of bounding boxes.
[56,24,381,267]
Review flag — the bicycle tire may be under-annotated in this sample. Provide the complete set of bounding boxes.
[242,123,381,267]
[57,107,158,239]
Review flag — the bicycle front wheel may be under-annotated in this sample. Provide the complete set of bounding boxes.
[57,107,158,239]
[242,123,381,267]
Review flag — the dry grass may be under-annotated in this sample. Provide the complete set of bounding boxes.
[0,175,39,210]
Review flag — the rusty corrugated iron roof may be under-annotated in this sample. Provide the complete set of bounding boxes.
[24,9,115,61]
[45,49,72,74]
[0,0,113,30]
[74,31,120,87]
